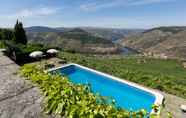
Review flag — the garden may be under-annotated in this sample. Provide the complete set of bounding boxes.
[20,64,160,118]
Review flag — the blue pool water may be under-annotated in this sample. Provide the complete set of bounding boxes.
[54,64,156,112]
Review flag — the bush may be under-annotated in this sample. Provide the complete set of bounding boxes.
[4,41,49,64]
[0,40,5,48]
[20,64,158,118]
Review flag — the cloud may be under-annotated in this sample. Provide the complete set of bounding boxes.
[80,0,124,11]
[1,7,60,19]
[129,0,176,6]
[80,0,176,12]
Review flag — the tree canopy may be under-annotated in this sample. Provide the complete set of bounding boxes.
[0,29,13,40]
[13,20,27,45]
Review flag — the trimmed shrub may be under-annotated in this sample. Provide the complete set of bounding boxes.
[4,41,49,64]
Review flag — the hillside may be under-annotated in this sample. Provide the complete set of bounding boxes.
[25,26,61,33]
[26,28,119,54]
[80,27,143,41]
[58,52,186,99]
[25,26,143,42]
[120,26,186,59]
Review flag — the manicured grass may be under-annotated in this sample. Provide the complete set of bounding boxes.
[58,52,186,99]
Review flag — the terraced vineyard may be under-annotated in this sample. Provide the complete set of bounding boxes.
[58,52,186,99]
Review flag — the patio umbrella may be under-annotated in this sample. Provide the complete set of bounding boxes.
[29,51,43,58]
[47,49,59,54]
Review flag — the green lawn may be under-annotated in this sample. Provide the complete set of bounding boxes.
[58,52,186,99]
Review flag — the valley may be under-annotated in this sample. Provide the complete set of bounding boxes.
[119,26,186,59]
[25,26,143,54]
[25,26,186,60]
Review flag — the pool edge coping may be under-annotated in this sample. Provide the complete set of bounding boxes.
[48,63,164,114]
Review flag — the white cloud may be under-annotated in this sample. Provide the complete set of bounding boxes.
[80,0,176,12]
[80,0,125,11]
[1,7,60,19]
[129,0,176,6]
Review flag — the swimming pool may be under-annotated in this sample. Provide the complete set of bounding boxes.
[49,63,163,112]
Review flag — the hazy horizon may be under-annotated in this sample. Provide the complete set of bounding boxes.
[2,25,186,30]
[0,0,186,29]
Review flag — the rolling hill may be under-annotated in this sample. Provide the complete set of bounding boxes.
[25,26,143,42]
[26,28,120,54]
[80,27,143,42]
[25,26,144,54]
[119,26,186,59]
[25,26,61,33]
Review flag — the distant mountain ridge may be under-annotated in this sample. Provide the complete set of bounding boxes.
[25,26,61,33]
[119,26,186,59]
[25,26,144,41]
[80,27,144,41]
[143,26,186,34]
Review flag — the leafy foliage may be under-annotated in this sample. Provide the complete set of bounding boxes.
[0,28,13,40]
[13,20,27,45]
[58,52,186,99]
[20,64,159,118]
[0,40,5,48]
[4,41,49,63]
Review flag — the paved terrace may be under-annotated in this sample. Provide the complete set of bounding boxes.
[0,52,56,118]
[0,51,186,118]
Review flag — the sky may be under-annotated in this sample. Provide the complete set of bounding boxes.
[0,0,186,29]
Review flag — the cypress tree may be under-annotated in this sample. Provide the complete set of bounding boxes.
[13,20,27,45]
